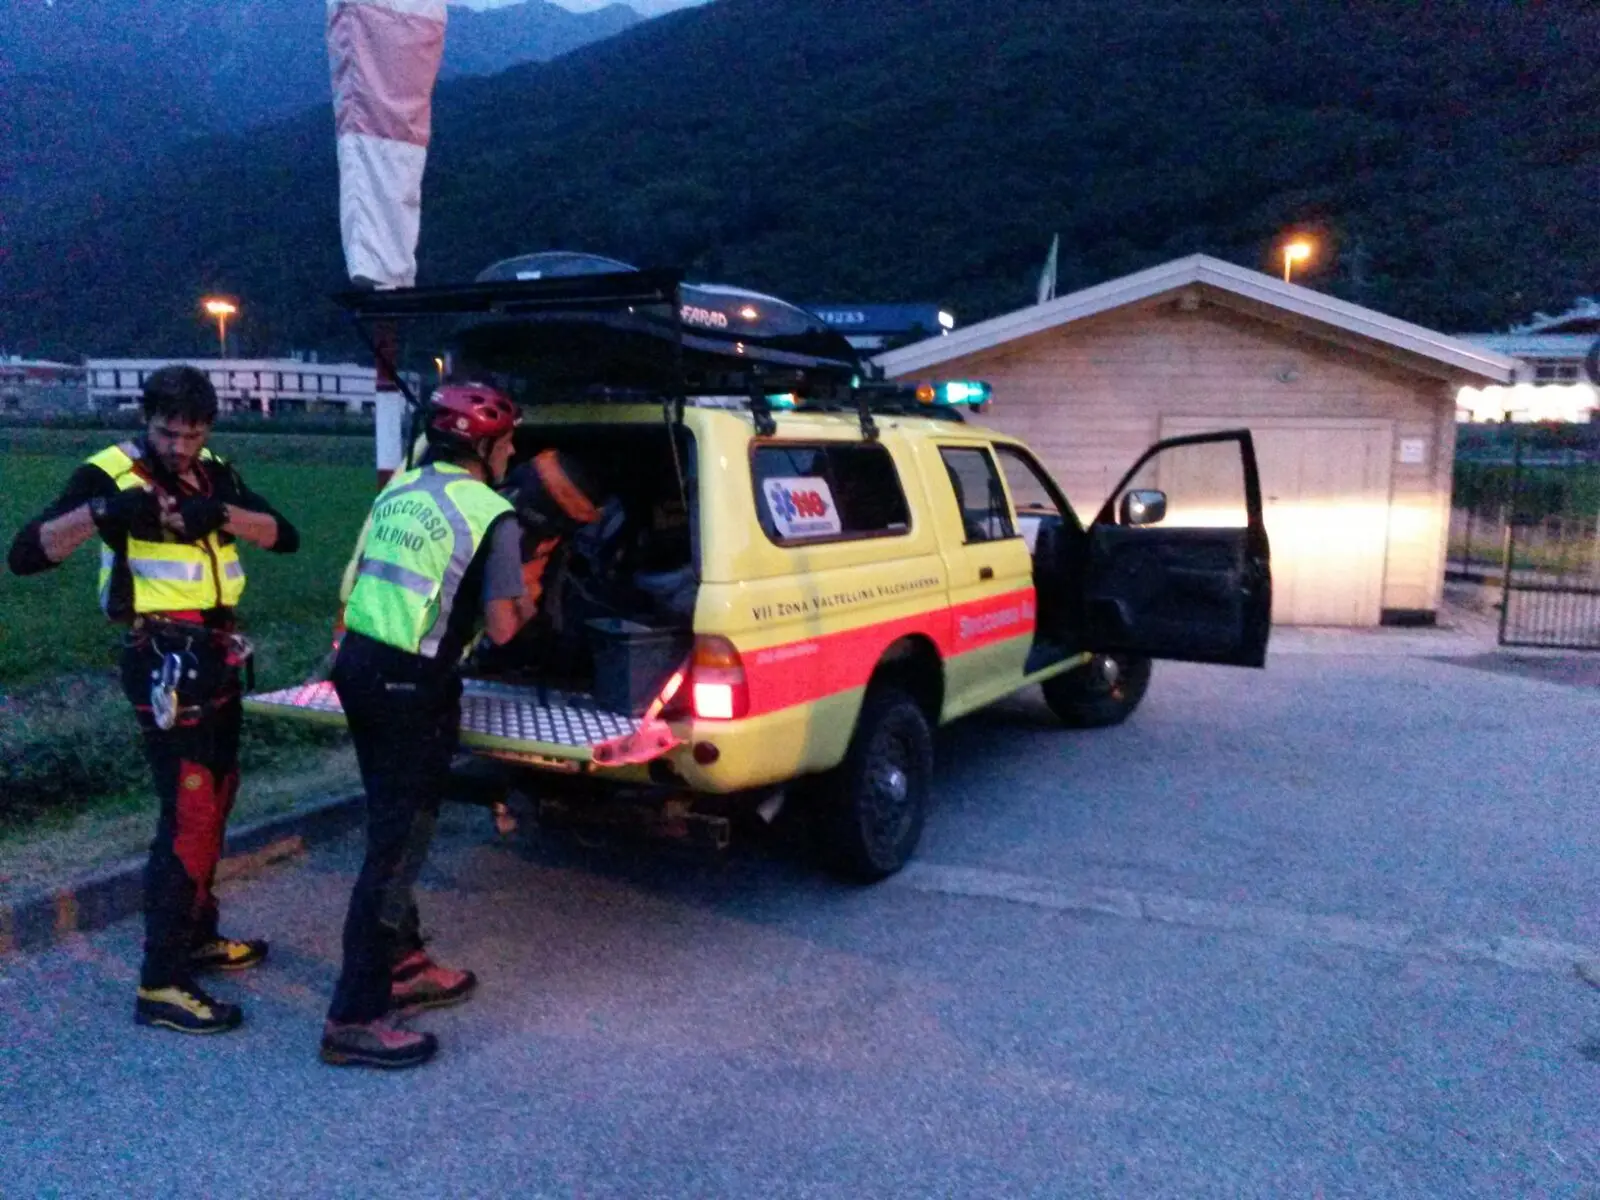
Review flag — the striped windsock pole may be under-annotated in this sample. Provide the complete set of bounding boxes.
[327,0,448,481]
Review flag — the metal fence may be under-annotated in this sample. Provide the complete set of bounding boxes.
[1450,425,1600,650]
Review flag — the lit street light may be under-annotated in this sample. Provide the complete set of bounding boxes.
[202,297,237,357]
[1282,240,1313,284]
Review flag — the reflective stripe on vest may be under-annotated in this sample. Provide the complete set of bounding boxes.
[85,441,247,615]
[342,463,512,659]
[357,557,436,596]
[129,558,205,582]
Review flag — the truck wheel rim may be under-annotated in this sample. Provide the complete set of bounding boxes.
[865,727,915,848]
[1089,655,1125,700]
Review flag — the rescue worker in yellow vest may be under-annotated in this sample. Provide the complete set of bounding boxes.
[6,364,299,1035]
[320,382,535,1070]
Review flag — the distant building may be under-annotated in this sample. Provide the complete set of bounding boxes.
[0,357,89,414]
[801,303,956,353]
[85,356,378,415]
[1456,299,1599,423]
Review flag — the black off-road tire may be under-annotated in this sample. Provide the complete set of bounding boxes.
[818,686,934,883]
[1040,654,1152,728]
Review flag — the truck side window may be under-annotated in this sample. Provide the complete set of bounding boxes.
[938,447,1015,544]
[993,444,1084,551]
[751,442,911,545]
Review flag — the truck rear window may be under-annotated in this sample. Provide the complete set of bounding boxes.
[751,443,911,545]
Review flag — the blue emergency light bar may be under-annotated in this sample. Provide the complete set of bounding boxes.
[761,379,992,415]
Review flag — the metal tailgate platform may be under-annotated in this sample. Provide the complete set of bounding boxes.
[244,678,679,768]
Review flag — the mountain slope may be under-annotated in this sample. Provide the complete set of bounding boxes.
[3,0,1597,360]
[0,0,639,107]
[445,2,639,78]
[0,0,639,239]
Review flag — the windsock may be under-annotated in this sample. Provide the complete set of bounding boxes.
[327,0,448,289]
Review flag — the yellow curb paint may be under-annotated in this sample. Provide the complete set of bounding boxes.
[260,834,307,865]
[53,890,79,937]
[215,835,307,885]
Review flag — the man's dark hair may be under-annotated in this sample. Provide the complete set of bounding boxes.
[420,424,476,464]
[142,364,218,424]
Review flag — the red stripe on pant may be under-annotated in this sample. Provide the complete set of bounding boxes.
[172,762,228,919]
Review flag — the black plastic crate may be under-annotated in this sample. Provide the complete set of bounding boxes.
[585,618,691,717]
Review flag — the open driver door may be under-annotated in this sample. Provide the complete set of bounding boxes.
[1079,429,1272,668]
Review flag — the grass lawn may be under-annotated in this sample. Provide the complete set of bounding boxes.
[0,433,380,849]
[1,442,375,688]
[0,745,362,903]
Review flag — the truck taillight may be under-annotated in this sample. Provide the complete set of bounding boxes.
[690,635,748,721]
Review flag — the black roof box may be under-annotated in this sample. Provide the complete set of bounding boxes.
[462,251,861,389]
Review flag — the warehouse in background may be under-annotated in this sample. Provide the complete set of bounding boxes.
[875,254,1520,628]
[0,358,88,414]
[85,356,379,415]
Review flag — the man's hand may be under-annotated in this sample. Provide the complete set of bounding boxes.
[221,506,282,549]
[90,489,164,539]
[176,496,230,541]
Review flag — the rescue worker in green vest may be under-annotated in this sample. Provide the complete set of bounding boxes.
[320,382,536,1069]
[6,364,299,1035]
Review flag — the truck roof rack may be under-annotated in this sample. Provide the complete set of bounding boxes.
[331,264,979,442]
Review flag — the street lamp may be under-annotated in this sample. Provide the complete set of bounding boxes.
[202,297,237,357]
[1282,240,1313,284]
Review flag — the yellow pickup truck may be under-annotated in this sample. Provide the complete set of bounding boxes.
[249,254,1272,880]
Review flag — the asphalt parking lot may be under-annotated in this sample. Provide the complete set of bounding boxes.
[3,630,1599,1198]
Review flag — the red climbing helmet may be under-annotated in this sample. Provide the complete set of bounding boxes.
[428,382,518,441]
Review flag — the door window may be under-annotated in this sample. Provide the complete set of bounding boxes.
[1108,439,1250,530]
[993,445,1082,550]
[938,447,1015,544]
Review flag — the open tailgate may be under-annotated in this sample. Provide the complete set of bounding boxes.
[243,678,679,768]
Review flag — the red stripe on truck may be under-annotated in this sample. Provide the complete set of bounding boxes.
[738,588,1035,717]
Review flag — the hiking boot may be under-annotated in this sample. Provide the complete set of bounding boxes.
[390,949,477,1015]
[320,1019,438,1069]
[135,982,244,1035]
[191,936,269,973]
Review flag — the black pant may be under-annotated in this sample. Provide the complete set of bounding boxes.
[120,634,242,989]
[328,633,462,1024]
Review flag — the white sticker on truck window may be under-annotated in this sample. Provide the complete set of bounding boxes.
[763,476,842,539]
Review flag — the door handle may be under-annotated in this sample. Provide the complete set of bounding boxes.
[978,566,994,581]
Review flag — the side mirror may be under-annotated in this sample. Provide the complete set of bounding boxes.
[1119,489,1167,527]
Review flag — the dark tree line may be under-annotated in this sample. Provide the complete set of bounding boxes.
[3,0,1597,361]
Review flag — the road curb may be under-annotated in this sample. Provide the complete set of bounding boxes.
[0,791,363,958]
